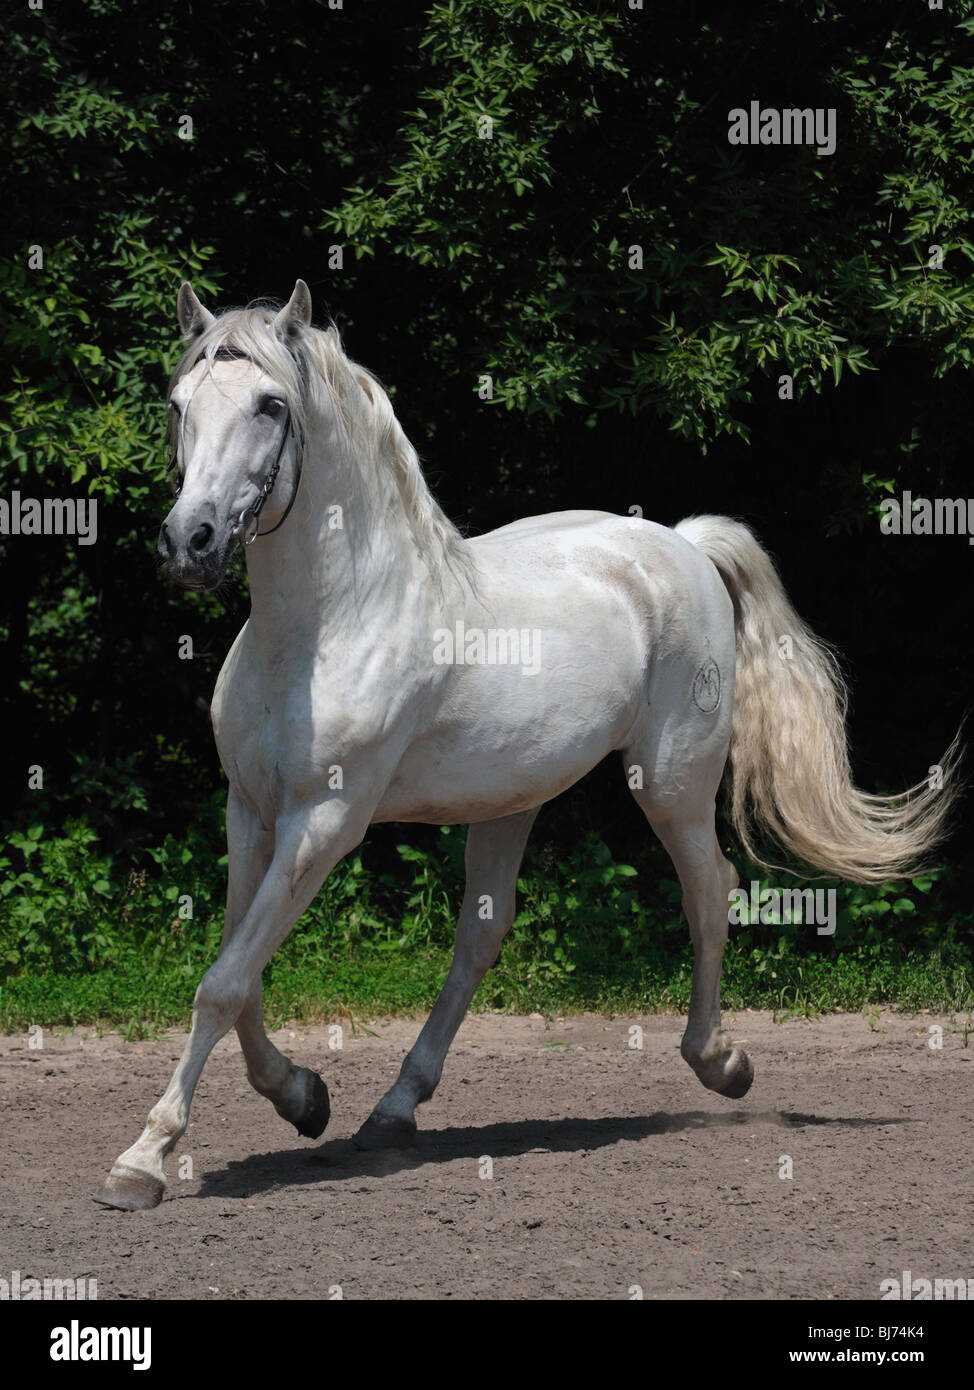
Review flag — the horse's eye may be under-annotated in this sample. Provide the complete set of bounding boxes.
[258,397,285,418]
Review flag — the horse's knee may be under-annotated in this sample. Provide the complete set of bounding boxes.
[194,960,250,1031]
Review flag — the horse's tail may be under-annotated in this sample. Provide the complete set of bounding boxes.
[675,514,963,884]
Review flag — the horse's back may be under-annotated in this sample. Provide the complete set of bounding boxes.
[373,511,735,824]
[467,510,731,647]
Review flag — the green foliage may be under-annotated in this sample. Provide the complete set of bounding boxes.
[1,2,972,1027]
[0,813,225,980]
[2,819,970,1028]
[0,821,113,973]
[325,0,974,445]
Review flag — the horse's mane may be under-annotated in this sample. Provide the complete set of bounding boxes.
[167,303,476,592]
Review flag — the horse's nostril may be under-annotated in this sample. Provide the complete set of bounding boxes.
[159,522,173,557]
[190,522,214,554]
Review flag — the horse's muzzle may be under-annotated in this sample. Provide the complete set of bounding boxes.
[158,515,230,589]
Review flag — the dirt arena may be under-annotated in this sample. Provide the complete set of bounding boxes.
[1,1009,971,1300]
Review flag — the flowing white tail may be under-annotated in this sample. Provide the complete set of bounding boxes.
[676,515,962,884]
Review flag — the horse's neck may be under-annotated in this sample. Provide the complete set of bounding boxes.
[243,433,438,651]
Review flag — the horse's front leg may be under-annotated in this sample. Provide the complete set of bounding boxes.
[234,991,331,1139]
[223,793,330,1139]
[94,800,369,1210]
[355,807,539,1150]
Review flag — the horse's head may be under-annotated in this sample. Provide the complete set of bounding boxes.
[158,280,310,589]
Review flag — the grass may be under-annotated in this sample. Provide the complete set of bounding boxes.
[2,822,972,1034]
[1,935,972,1037]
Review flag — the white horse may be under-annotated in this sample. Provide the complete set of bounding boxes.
[96,280,957,1209]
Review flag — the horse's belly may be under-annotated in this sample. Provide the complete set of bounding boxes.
[373,652,639,824]
[373,736,605,824]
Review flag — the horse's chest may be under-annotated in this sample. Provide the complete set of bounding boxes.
[212,666,368,815]
[213,694,279,797]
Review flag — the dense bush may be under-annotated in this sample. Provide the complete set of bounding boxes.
[2,816,971,1030]
[2,1,972,1020]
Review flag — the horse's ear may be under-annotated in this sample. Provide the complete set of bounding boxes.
[273,279,312,339]
[177,282,215,339]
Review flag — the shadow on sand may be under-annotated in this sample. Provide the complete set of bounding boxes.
[191,1108,917,1200]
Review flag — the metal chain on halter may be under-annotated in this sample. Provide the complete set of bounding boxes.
[232,403,298,546]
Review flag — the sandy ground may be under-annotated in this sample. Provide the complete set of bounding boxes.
[1,1008,972,1300]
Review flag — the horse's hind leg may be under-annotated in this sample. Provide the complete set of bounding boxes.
[625,700,753,1099]
[355,807,540,1150]
[647,810,752,1097]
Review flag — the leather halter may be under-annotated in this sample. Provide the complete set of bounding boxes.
[168,344,303,546]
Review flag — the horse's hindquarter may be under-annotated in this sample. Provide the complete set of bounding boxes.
[375,512,735,824]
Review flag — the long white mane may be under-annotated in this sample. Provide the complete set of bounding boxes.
[167,303,475,588]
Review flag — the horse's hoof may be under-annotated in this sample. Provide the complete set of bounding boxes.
[273,1067,331,1138]
[354,1111,417,1151]
[717,1050,754,1099]
[93,1167,164,1211]
[294,1071,331,1139]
